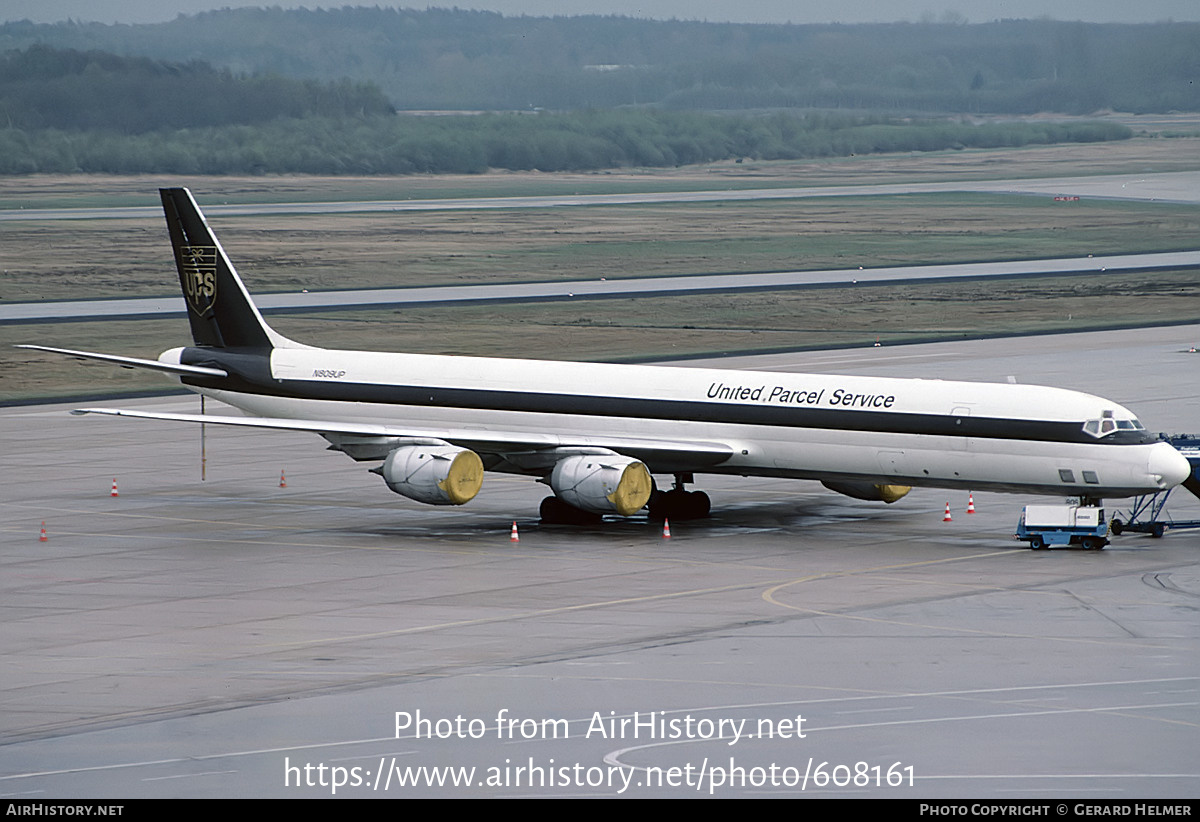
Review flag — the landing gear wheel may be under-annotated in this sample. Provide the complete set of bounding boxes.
[647,490,666,521]
[647,488,711,521]
[539,495,602,526]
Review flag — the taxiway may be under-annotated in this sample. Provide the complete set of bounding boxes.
[4,170,1200,224]
[3,250,1197,324]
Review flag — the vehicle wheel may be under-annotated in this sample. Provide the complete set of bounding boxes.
[1081,536,1105,550]
[1110,518,1124,536]
[1152,523,1165,538]
[1029,535,1046,550]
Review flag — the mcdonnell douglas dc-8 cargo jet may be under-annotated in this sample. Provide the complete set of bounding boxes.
[21,188,1192,524]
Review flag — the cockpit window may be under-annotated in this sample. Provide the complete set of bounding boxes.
[1083,416,1144,438]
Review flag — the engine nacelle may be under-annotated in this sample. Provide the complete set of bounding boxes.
[550,453,653,516]
[821,480,912,504]
[378,445,484,505]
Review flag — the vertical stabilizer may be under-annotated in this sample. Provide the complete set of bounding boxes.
[160,187,295,349]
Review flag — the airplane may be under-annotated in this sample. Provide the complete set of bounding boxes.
[20,187,1194,525]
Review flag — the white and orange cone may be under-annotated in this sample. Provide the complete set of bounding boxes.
[943,503,953,523]
[279,469,287,488]
[110,478,119,497]
[662,518,672,539]
[510,521,520,543]
[966,493,976,514]
[39,521,48,542]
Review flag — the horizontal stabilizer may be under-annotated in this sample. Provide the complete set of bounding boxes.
[16,345,228,378]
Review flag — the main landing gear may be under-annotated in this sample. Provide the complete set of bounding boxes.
[539,494,604,525]
[647,474,710,521]
[538,474,712,524]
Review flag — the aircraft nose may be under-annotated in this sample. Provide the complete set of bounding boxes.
[1149,443,1192,489]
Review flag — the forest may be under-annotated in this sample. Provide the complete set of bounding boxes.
[0,9,1187,175]
[0,58,1133,175]
[2,9,1196,114]
[0,45,393,132]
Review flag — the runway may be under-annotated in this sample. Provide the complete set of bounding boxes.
[3,250,1198,324]
[5,170,1200,223]
[1,325,1197,797]
[3,168,1197,325]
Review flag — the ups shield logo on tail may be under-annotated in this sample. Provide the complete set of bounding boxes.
[180,245,217,317]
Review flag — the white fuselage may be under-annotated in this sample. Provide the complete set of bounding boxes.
[171,346,1190,498]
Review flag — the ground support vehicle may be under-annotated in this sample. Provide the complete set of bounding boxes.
[1016,504,1109,550]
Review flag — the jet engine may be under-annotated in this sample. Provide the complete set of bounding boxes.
[550,453,653,516]
[821,480,911,504]
[377,445,484,505]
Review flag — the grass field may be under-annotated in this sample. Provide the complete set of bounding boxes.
[2,194,1198,303]
[3,134,1198,402]
[2,131,1198,209]
[7,268,1199,401]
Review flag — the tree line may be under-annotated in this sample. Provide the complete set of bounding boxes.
[0,45,393,133]
[1,9,1196,114]
[0,106,1133,176]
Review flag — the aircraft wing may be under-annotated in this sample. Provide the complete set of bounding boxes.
[70,407,735,473]
[17,345,228,378]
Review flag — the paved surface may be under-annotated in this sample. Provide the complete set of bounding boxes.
[4,250,1198,324]
[5,168,1197,325]
[1,326,1197,798]
[4,171,1200,224]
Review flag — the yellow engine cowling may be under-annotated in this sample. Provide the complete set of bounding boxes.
[550,454,652,516]
[821,480,911,504]
[378,445,484,505]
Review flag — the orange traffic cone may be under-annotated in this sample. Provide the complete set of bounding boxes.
[279,469,287,488]
[943,503,953,523]
[110,478,119,497]
[510,521,519,543]
[662,518,672,539]
[39,521,48,542]
[966,493,976,514]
